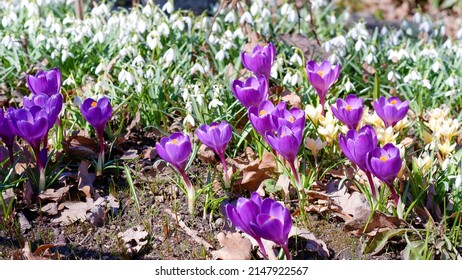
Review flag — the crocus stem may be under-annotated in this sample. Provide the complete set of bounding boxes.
[179,170,195,215]
[388,183,399,205]
[7,144,14,167]
[282,244,292,260]
[289,160,307,223]
[33,146,46,192]
[97,133,105,176]
[365,171,377,198]
[256,238,268,259]
[288,160,301,189]
[320,95,326,116]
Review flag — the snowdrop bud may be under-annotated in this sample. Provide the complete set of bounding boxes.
[215,49,228,62]
[95,62,106,75]
[173,75,184,87]
[431,61,442,73]
[162,1,174,14]
[145,68,154,79]
[250,3,259,16]
[136,83,142,93]
[240,12,253,24]
[93,31,104,44]
[344,80,355,92]
[289,53,303,66]
[183,114,195,127]
[224,11,236,23]
[142,4,152,16]
[162,48,176,67]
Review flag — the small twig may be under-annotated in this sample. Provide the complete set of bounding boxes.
[307,0,321,46]
[75,0,84,20]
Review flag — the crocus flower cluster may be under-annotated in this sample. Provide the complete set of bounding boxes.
[1,68,64,192]
[226,192,292,259]
[306,60,341,116]
[80,97,113,176]
[232,43,275,109]
[156,121,233,214]
[336,95,409,204]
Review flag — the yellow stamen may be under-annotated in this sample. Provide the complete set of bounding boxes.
[269,215,275,220]
[259,109,266,116]
[380,155,388,162]
[390,100,397,105]
[211,125,218,129]
[91,101,97,107]
[289,116,294,123]
[172,138,178,145]
[317,70,324,77]
[345,105,352,111]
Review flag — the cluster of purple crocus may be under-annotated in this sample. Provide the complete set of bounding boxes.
[333,94,409,204]
[155,120,233,214]
[0,68,113,192]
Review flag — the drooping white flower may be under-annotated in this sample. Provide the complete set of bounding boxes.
[431,61,442,73]
[289,53,303,66]
[118,69,134,86]
[224,10,236,23]
[162,1,174,14]
[344,80,355,92]
[387,71,401,82]
[240,11,253,24]
[403,70,422,83]
[162,48,176,67]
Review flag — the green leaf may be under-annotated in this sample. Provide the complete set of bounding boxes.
[364,229,408,255]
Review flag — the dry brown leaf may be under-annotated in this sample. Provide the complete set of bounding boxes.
[17,212,31,233]
[41,202,58,216]
[51,200,93,226]
[281,93,302,109]
[326,181,370,218]
[38,185,70,202]
[22,242,59,260]
[212,231,252,260]
[344,208,403,236]
[62,135,99,158]
[289,227,330,259]
[280,33,323,58]
[143,147,157,160]
[197,144,218,164]
[120,149,139,160]
[77,160,95,198]
[118,225,148,255]
[275,173,290,197]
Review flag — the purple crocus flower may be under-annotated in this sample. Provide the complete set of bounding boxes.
[331,94,364,130]
[156,132,196,214]
[366,143,402,204]
[250,197,292,259]
[241,43,276,79]
[232,76,268,109]
[196,120,232,169]
[266,125,304,189]
[226,192,292,259]
[273,107,306,140]
[0,108,17,165]
[23,93,63,130]
[248,100,285,139]
[338,125,378,196]
[26,68,62,96]
[9,107,49,192]
[80,97,113,176]
[373,96,409,128]
[306,60,341,116]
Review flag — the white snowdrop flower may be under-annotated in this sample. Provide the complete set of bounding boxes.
[157,22,170,37]
[95,62,106,75]
[271,58,282,79]
[26,3,39,17]
[381,26,388,35]
[283,72,293,86]
[344,80,355,92]
[403,70,422,83]
[93,31,104,44]
[1,35,16,49]
[419,21,431,33]
[250,3,260,16]
[261,8,271,18]
[191,63,205,74]
[281,3,290,15]
[50,49,60,60]
[142,4,152,16]
[172,18,185,31]
[457,28,462,40]
[132,55,145,67]
[387,49,408,62]
[2,11,18,28]
[413,12,421,23]
[209,98,223,109]
[290,73,301,86]
[420,48,438,59]
[445,76,457,88]
[431,61,442,73]
[224,11,236,23]
[62,75,75,87]
[57,37,69,49]
[147,31,161,50]
[311,0,327,10]
[73,96,82,107]
[421,79,432,89]
[234,27,246,39]
[329,15,336,24]
[162,48,176,67]
[454,175,462,190]
[327,53,340,64]
[442,39,453,49]
[118,69,134,86]
[212,21,221,33]
[387,71,401,82]
[322,35,347,53]
[364,52,376,64]
[287,9,298,23]
[91,3,109,17]
[355,39,366,52]
[145,68,154,79]
[348,22,368,40]
[36,34,46,43]
[137,20,147,33]
[183,114,195,127]
[444,89,456,97]
[289,53,303,66]
[136,83,142,93]
[173,75,184,87]
[162,1,174,14]
[61,49,74,62]
[201,17,211,30]
[215,49,228,62]
[240,11,253,24]
[131,34,139,44]
[182,87,190,102]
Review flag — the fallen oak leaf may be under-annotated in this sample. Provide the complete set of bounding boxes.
[77,160,95,198]
[212,231,252,260]
[118,225,148,255]
[51,200,93,226]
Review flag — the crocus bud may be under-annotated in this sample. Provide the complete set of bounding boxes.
[26,68,62,96]
[241,42,276,79]
[232,75,268,109]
